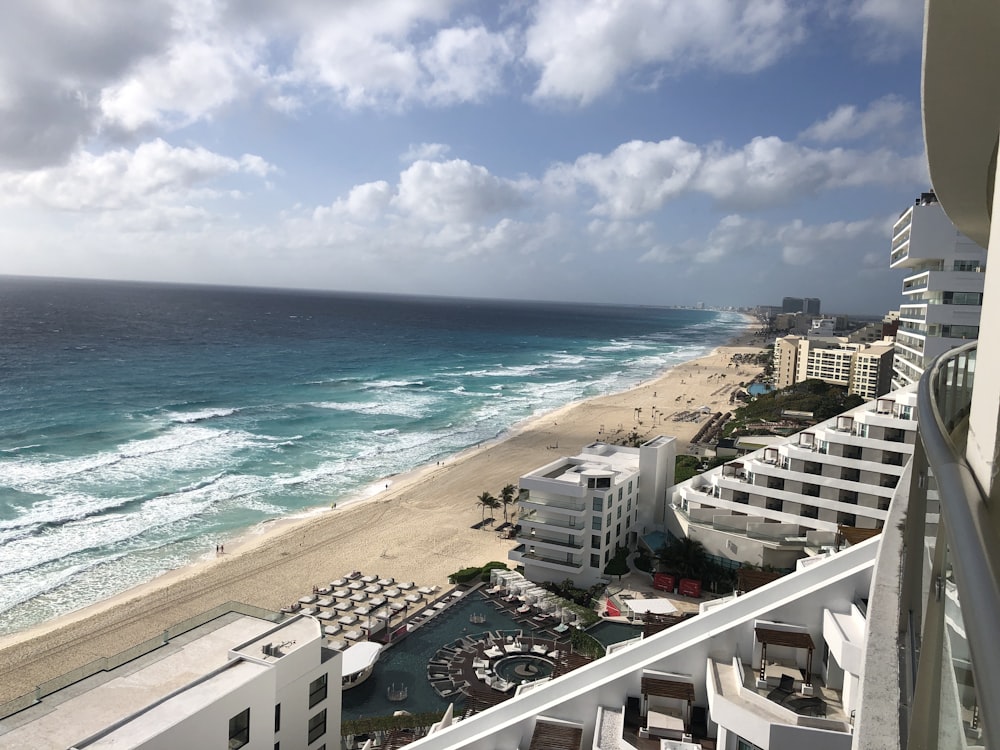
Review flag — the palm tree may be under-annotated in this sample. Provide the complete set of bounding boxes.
[656,537,709,580]
[499,484,517,524]
[476,491,496,524]
[484,494,501,522]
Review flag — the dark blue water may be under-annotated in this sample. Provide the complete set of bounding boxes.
[0,276,744,634]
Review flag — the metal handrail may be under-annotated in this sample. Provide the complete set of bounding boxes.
[918,341,1000,745]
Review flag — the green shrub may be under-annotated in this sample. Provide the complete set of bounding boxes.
[480,561,509,581]
[449,566,483,583]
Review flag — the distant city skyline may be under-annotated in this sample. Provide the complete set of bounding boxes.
[0,1,928,314]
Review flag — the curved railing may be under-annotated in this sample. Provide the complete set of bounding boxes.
[918,341,1000,746]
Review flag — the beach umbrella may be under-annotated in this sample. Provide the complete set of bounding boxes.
[439,703,455,729]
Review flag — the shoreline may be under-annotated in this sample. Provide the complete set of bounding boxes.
[0,316,766,703]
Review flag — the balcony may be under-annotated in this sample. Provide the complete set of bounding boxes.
[519,548,584,572]
[516,493,587,514]
[517,509,585,531]
[519,530,584,551]
[906,342,999,744]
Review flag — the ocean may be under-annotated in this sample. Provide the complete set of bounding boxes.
[0,276,744,635]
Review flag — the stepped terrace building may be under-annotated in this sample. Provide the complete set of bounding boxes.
[669,388,917,571]
[510,437,676,587]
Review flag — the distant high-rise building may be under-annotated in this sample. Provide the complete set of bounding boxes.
[781,296,803,313]
[889,191,984,389]
[781,296,821,314]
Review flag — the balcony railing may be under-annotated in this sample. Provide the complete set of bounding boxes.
[916,341,1000,746]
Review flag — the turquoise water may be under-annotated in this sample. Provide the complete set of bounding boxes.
[340,594,526,718]
[747,383,774,395]
[642,531,668,554]
[0,277,745,634]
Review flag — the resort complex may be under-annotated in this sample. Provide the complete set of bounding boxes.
[2,3,1000,750]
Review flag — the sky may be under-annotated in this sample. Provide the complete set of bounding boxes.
[0,0,930,313]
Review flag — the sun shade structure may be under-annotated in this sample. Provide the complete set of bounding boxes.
[527,719,583,749]
[755,627,815,683]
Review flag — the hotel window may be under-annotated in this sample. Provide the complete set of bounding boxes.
[228,708,250,749]
[274,704,281,732]
[627,497,631,511]
[625,515,630,528]
[628,480,633,494]
[309,673,327,708]
[605,531,611,546]
[618,488,623,501]
[590,554,600,568]
[606,512,611,526]
[308,709,327,744]
[607,494,612,509]
[591,535,600,548]
[592,496,602,511]
[604,549,610,563]
[592,516,601,530]
[616,506,622,519]
[616,523,621,537]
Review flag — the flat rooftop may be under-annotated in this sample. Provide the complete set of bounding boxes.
[231,613,320,662]
[0,614,276,750]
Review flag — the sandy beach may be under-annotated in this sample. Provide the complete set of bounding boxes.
[0,324,765,705]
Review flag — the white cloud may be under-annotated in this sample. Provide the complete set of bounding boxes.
[0,138,273,212]
[800,95,910,143]
[287,3,513,109]
[317,181,394,222]
[525,0,807,105]
[100,32,263,131]
[545,135,927,216]
[548,138,702,217]
[393,159,528,224]
[640,214,890,266]
[826,0,924,61]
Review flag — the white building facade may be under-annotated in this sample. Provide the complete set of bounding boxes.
[889,191,984,389]
[510,437,675,587]
[68,616,341,750]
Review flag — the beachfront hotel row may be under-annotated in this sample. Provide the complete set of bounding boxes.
[4,2,1000,748]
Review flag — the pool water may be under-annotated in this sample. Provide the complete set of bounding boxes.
[493,654,555,684]
[642,531,667,554]
[341,593,527,719]
[588,620,643,647]
[747,383,773,395]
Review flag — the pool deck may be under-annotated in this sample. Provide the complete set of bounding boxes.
[428,630,570,699]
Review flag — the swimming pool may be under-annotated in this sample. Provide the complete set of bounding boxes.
[747,383,773,395]
[642,531,667,554]
[340,593,527,719]
[587,620,643,647]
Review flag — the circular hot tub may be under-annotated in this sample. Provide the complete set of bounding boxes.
[493,654,554,684]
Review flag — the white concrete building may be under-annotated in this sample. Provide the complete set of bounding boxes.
[510,437,676,587]
[889,191,984,389]
[0,614,342,750]
[669,388,917,571]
